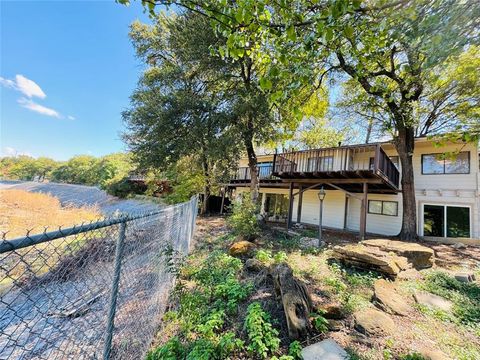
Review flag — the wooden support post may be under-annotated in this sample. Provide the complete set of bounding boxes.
[220,189,226,215]
[287,182,294,229]
[359,182,368,240]
[296,185,303,224]
[343,195,349,230]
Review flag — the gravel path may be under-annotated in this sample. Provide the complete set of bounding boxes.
[0,181,161,215]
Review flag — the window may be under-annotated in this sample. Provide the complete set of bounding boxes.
[264,193,289,221]
[309,156,334,171]
[423,204,470,238]
[368,200,398,216]
[369,156,399,170]
[257,162,273,179]
[421,152,470,174]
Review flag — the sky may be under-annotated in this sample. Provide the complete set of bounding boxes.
[0,0,154,161]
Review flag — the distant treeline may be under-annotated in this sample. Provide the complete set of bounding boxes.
[0,153,134,189]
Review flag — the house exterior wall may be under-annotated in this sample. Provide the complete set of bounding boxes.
[233,140,480,241]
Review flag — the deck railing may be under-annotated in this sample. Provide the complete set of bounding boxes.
[272,144,400,188]
[233,165,276,181]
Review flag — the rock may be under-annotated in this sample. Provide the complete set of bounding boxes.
[319,303,345,320]
[360,239,434,269]
[327,320,344,331]
[373,279,411,316]
[332,245,406,276]
[397,268,424,281]
[416,346,450,360]
[228,241,256,257]
[299,236,323,249]
[413,291,453,312]
[293,223,305,229]
[244,258,264,272]
[301,339,349,360]
[354,308,395,336]
[454,272,476,283]
[452,242,467,249]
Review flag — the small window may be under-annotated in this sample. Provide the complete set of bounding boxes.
[422,152,470,174]
[368,200,398,216]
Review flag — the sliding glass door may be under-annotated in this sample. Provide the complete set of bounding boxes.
[423,204,470,238]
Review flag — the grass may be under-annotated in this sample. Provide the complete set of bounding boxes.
[0,189,100,238]
[0,189,101,292]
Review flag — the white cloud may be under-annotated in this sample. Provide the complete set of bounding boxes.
[0,74,46,98]
[18,98,61,118]
[1,146,32,157]
[67,115,76,120]
[15,75,46,99]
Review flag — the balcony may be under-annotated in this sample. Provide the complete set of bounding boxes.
[229,164,281,184]
[272,144,400,192]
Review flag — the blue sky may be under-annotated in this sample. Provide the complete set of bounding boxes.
[1,0,154,160]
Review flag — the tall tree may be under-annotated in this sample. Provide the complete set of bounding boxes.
[122,0,479,239]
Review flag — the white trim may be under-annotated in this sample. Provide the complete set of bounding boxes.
[420,202,472,238]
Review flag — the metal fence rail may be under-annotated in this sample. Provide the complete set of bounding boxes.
[0,196,198,359]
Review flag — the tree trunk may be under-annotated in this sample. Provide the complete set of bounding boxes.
[395,126,418,240]
[242,117,259,201]
[200,156,210,215]
[271,263,313,339]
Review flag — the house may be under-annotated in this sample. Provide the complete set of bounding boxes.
[227,138,480,243]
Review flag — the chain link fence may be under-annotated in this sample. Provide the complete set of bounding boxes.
[0,196,198,360]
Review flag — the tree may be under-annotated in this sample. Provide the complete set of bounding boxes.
[123,0,479,239]
[123,13,240,211]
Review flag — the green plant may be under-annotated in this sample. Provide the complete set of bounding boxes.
[399,353,427,360]
[422,271,480,325]
[227,193,260,240]
[244,302,281,359]
[288,340,302,359]
[146,337,185,360]
[273,251,288,263]
[311,311,329,333]
[214,277,253,314]
[256,249,273,264]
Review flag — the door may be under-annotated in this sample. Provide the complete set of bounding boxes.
[423,204,471,238]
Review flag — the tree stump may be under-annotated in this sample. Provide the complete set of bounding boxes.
[270,263,313,339]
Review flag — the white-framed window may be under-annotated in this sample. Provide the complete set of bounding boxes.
[308,156,334,172]
[368,200,398,216]
[423,204,471,238]
[421,152,470,174]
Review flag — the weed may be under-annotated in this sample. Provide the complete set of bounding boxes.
[399,353,427,360]
[288,340,302,359]
[244,302,281,359]
[311,311,329,333]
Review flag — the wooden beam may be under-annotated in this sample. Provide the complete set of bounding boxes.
[287,182,294,229]
[343,196,349,230]
[297,185,303,223]
[359,183,368,240]
[281,178,382,184]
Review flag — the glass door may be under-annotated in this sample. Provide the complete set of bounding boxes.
[423,204,471,238]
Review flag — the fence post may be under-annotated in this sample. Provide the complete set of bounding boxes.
[103,221,127,360]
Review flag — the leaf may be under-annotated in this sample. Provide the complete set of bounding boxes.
[344,25,354,38]
[286,26,296,41]
[259,77,273,90]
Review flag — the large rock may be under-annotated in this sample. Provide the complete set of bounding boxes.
[228,241,256,257]
[373,279,411,316]
[244,258,264,272]
[301,339,349,360]
[416,346,450,360]
[354,308,395,336]
[360,239,434,269]
[413,291,453,312]
[332,244,408,276]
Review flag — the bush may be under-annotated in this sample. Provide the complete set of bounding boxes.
[227,192,260,240]
[105,177,147,198]
[244,302,280,359]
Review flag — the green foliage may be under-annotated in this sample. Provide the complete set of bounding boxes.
[244,302,281,359]
[161,157,205,204]
[227,193,260,239]
[399,353,427,360]
[422,271,480,326]
[311,311,329,334]
[288,340,302,359]
[149,250,251,359]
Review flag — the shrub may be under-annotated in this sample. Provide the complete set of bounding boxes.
[244,302,281,359]
[227,192,260,240]
[311,311,329,333]
[288,340,302,359]
[105,177,147,198]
